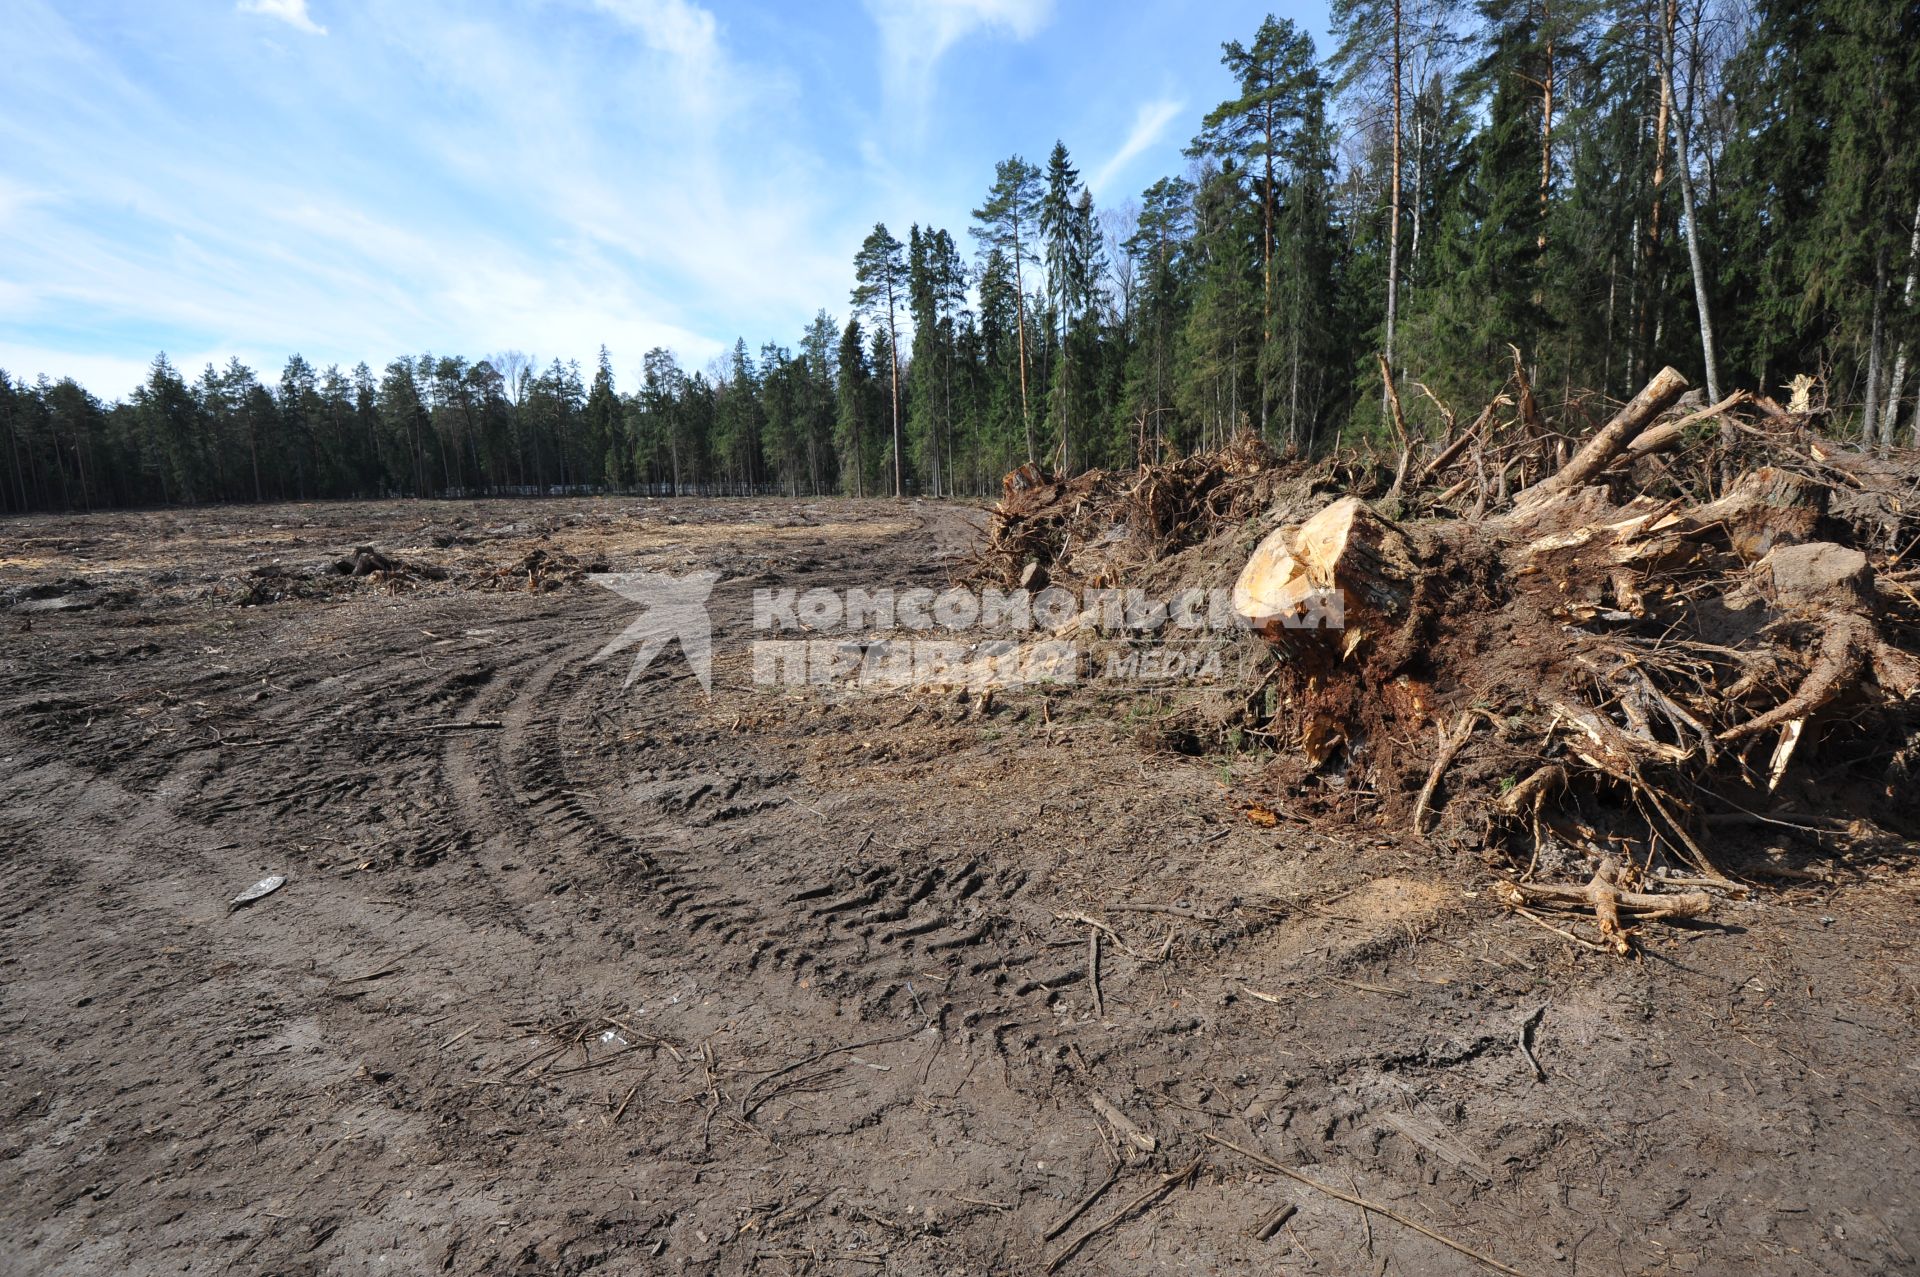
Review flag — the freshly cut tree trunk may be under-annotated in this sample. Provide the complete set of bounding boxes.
[1233,496,1416,656]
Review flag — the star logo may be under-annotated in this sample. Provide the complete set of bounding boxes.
[589,570,721,694]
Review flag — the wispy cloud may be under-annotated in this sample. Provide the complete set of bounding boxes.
[0,0,854,392]
[238,0,327,36]
[1089,97,1184,199]
[590,0,717,63]
[1,0,1298,398]
[865,0,1052,133]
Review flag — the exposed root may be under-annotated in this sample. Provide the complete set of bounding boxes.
[974,364,1920,948]
[1497,858,1714,954]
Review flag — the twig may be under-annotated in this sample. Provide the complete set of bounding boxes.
[604,1016,685,1063]
[1087,1091,1156,1154]
[1348,1168,1373,1255]
[1044,1159,1201,1273]
[438,1022,480,1050]
[1105,903,1218,923]
[1255,1201,1298,1241]
[1332,977,1410,998]
[1043,1164,1122,1242]
[1088,929,1105,1020]
[1517,1005,1547,1083]
[740,1028,921,1120]
[1204,1134,1532,1277]
[1413,710,1491,835]
[953,1195,1013,1211]
[1507,903,1609,952]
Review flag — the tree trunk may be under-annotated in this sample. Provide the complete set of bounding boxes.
[1639,0,1672,386]
[1663,0,1720,404]
[1060,304,1072,476]
[1539,0,1554,276]
[1864,245,1887,450]
[1520,365,1690,508]
[887,280,904,499]
[1382,0,1404,420]
[1233,496,1416,659]
[1013,225,1034,463]
[1409,103,1424,283]
[1260,103,1276,437]
[1878,194,1920,446]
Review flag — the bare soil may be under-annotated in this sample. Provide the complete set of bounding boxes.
[2,497,1917,1276]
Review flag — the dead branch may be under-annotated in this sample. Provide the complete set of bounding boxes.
[1204,1134,1531,1277]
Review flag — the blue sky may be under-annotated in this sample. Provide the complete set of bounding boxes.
[1,0,1331,397]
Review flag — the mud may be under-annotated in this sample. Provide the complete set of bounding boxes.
[2,497,1916,1275]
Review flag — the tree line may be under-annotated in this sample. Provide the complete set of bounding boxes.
[3,0,1915,514]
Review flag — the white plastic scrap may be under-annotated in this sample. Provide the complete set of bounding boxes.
[229,874,287,911]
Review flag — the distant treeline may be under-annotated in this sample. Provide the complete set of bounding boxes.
[4,0,1916,514]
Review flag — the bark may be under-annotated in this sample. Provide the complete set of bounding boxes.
[1382,0,1404,419]
[1262,103,1275,433]
[1878,195,1919,446]
[1663,0,1721,404]
[1863,245,1888,451]
[1014,223,1034,463]
[887,276,904,499]
[1409,106,1424,281]
[1539,0,1554,271]
[1639,1,1672,385]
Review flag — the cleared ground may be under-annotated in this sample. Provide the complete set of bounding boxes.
[1,497,1916,1275]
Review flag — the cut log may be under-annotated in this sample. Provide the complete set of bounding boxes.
[1758,540,1872,611]
[1617,390,1750,465]
[1232,525,1317,643]
[1232,497,1415,657]
[1515,365,1690,511]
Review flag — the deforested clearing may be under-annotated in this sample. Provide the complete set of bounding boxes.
[7,1,1920,1273]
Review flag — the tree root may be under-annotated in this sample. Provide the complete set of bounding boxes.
[1496,857,1713,954]
[1720,614,1873,743]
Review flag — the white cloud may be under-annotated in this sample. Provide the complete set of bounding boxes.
[865,0,1052,131]
[0,0,844,396]
[1089,97,1184,198]
[590,0,718,65]
[0,345,232,397]
[237,0,327,36]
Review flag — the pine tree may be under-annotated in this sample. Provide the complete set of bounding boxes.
[133,354,204,504]
[835,318,875,498]
[586,345,624,489]
[971,158,1044,461]
[1124,176,1196,458]
[1193,15,1322,431]
[850,224,908,496]
[799,311,840,493]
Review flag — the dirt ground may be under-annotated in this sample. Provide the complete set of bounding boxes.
[2,496,1917,1276]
